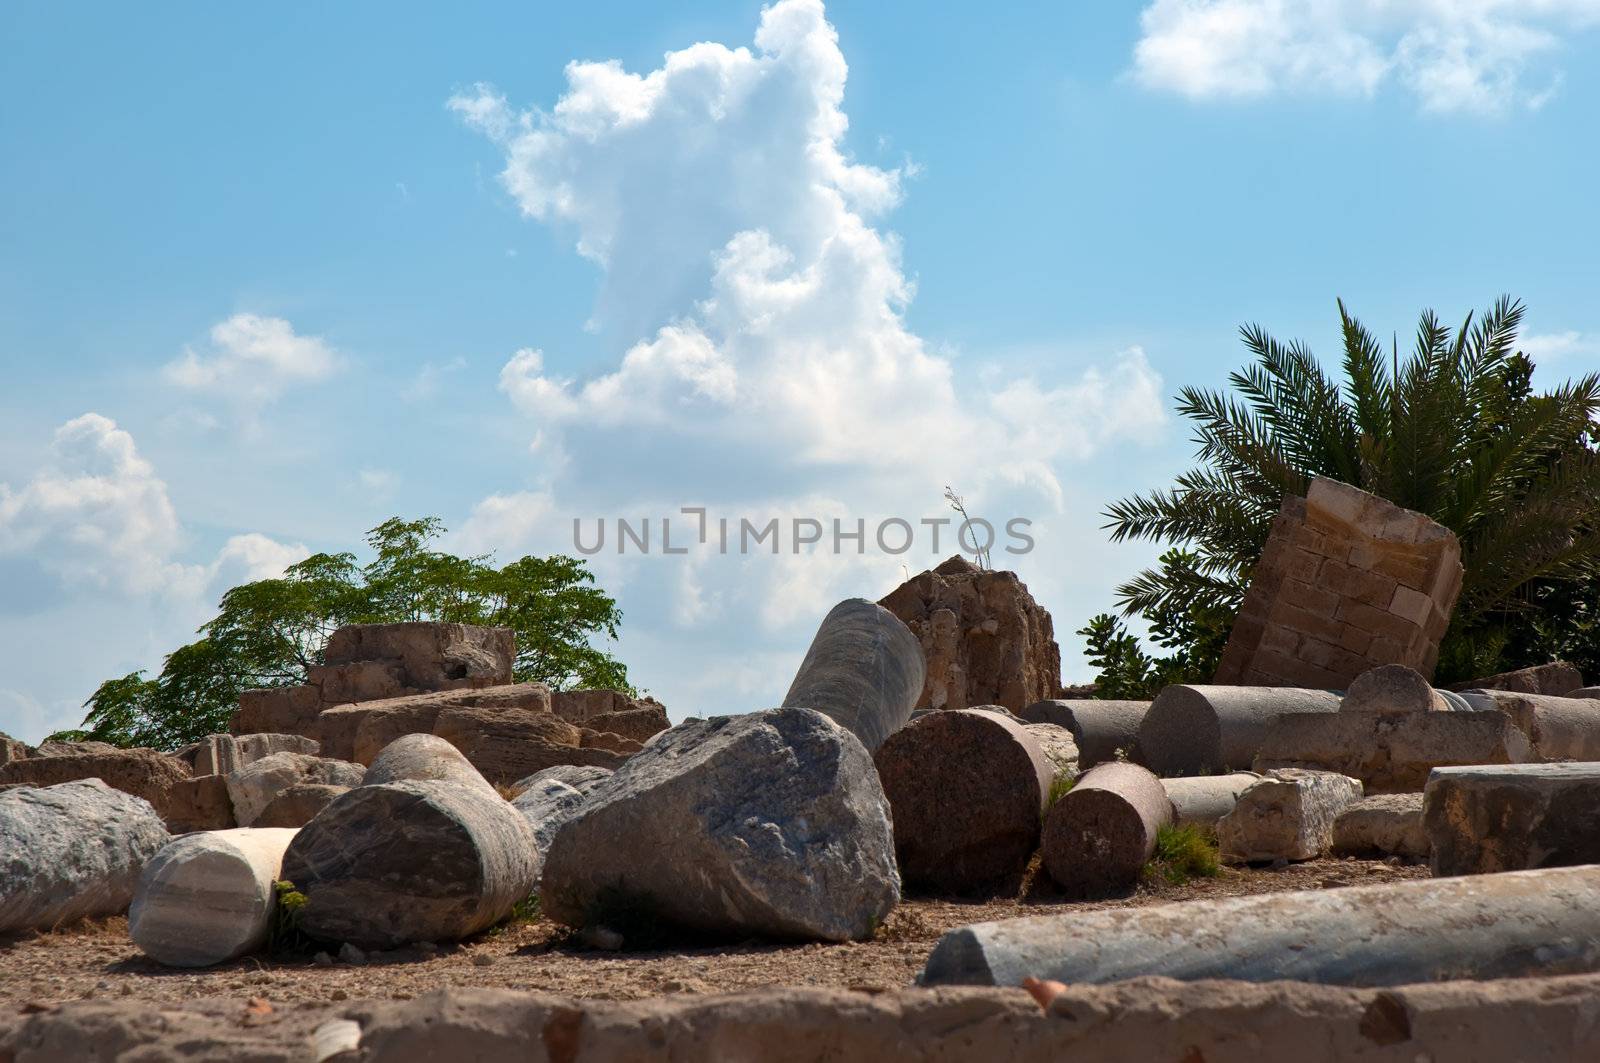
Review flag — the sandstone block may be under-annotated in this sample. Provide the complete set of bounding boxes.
[1217,768,1363,863]
[322,622,515,689]
[1424,762,1600,876]
[0,747,195,831]
[129,828,299,967]
[0,780,170,932]
[1041,763,1172,893]
[873,709,1053,893]
[1341,664,1450,714]
[1450,661,1585,697]
[1459,689,1600,761]
[542,707,899,942]
[1332,793,1428,860]
[782,598,925,753]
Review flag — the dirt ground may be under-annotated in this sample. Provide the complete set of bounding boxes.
[0,858,1426,1015]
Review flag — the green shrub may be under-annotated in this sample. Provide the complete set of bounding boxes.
[1143,823,1221,886]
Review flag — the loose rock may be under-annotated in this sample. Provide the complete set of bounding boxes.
[1332,793,1428,861]
[227,753,365,827]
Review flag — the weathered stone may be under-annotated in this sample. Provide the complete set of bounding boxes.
[782,598,925,753]
[322,622,515,689]
[1217,768,1363,863]
[543,707,899,942]
[129,828,299,967]
[0,747,196,831]
[1332,793,1428,860]
[166,774,237,833]
[1041,763,1172,892]
[1215,478,1463,688]
[550,690,670,742]
[361,733,497,794]
[1450,660,1585,696]
[192,732,322,776]
[28,739,119,757]
[1022,723,1079,778]
[1161,772,1260,827]
[878,556,1060,714]
[874,709,1053,893]
[512,763,613,796]
[315,683,553,764]
[1,732,27,765]
[282,777,538,948]
[511,775,600,882]
[431,705,610,786]
[1570,686,1600,699]
[1019,699,1146,769]
[1253,707,1532,793]
[1424,763,1600,876]
[0,780,170,932]
[1342,664,1451,714]
[922,864,1600,988]
[232,684,323,739]
[226,752,364,827]
[1139,685,1341,776]
[253,783,349,828]
[1459,689,1600,761]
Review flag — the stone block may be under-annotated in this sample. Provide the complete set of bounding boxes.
[1217,768,1363,863]
[1424,763,1600,876]
[1331,793,1428,860]
[1254,708,1531,793]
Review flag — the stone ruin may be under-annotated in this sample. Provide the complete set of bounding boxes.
[1215,476,1463,687]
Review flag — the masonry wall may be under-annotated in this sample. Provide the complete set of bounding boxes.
[1214,477,1463,688]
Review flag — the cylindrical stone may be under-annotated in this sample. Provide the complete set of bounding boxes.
[1162,772,1259,827]
[129,828,299,967]
[782,598,926,753]
[1461,690,1600,761]
[281,779,538,948]
[1341,665,1450,715]
[362,733,497,795]
[873,709,1052,893]
[922,864,1600,988]
[1140,686,1342,776]
[1021,699,1148,769]
[0,780,170,933]
[1041,762,1173,892]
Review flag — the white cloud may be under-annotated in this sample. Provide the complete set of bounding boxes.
[0,413,306,598]
[1132,0,1600,115]
[165,313,340,406]
[402,356,467,402]
[1521,329,1598,362]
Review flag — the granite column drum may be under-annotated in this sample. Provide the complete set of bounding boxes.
[1041,763,1173,892]
[873,709,1055,893]
[1020,699,1148,769]
[922,865,1600,987]
[781,598,926,753]
[1139,685,1341,776]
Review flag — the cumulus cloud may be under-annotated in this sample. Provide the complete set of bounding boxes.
[165,313,340,406]
[453,0,1164,505]
[1132,0,1600,114]
[1521,330,1598,362]
[0,413,306,598]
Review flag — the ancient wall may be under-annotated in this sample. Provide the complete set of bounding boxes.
[1215,478,1462,688]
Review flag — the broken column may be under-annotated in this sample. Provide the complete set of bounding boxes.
[0,780,170,933]
[1162,772,1259,827]
[280,735,539,947]
[1217,769,1363,863]
[920,864,1600,987]
[1332,793,1428,860]
[1020,699,1147,768]
[129,828,299,967]
[1139,685,1342,776]
[873,709,1054,893]
[1040,763,1172,893]
[226,752,364,827]
[1214,478,1463,689]
[781,598,926,753]
[1424,763,1600,876]
[1458,690,1600,761]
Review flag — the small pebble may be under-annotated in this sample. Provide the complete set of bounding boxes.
[470,952,495,967]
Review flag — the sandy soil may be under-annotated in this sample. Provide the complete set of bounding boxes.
[0,857,1426,1015]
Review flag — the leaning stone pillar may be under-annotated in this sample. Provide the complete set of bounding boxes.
[782,598,926,753]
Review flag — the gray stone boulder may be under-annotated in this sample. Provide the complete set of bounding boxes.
[512,764,612,796]
[227,752,364,827]
[1332,793,1428,860]
[1217,769,1363,863]
[0,780,170,932]
[512,775,603,881]
[542,707,899,942]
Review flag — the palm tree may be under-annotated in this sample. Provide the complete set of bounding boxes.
[1105,296,1600,682]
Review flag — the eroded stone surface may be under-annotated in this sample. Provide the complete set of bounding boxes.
[1042,763,1172,893]
[1342,664,1450,715]
[0,748,195,831]
[1019,699,1146,769]
[1332,793,1428,860]
[1217,768,1363,863]
[1424,762,1600,876]
[226,752,364,827]
[782,598,925,753]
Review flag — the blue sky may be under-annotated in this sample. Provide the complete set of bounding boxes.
[3,0,1598,741]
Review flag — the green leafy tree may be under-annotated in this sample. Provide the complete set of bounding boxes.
[1098,296,1600,686]
[57,518,629,749]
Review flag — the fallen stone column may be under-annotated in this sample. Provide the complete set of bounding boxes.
[0,780,170,933]
[874,709,1054,893]
[361,732,497,794]
[1041,763,1172,892]
[1161,772,1259,827]
[921,864,1600,988]
[1332,793,1428,860]
[1340,664,1453,714]
[1218,769,1362,863]
[1424,762,1600,876]
[1460,690,1600,761]
[542,706,899,942]
[1139,685,1341,776]
[511,768,612,881]
[781,598,925,753]
[128,827,299,967]
[1020,699,1147,768]
[1022,722,1079,778]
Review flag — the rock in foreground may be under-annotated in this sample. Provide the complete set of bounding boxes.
[542,707,899,942]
